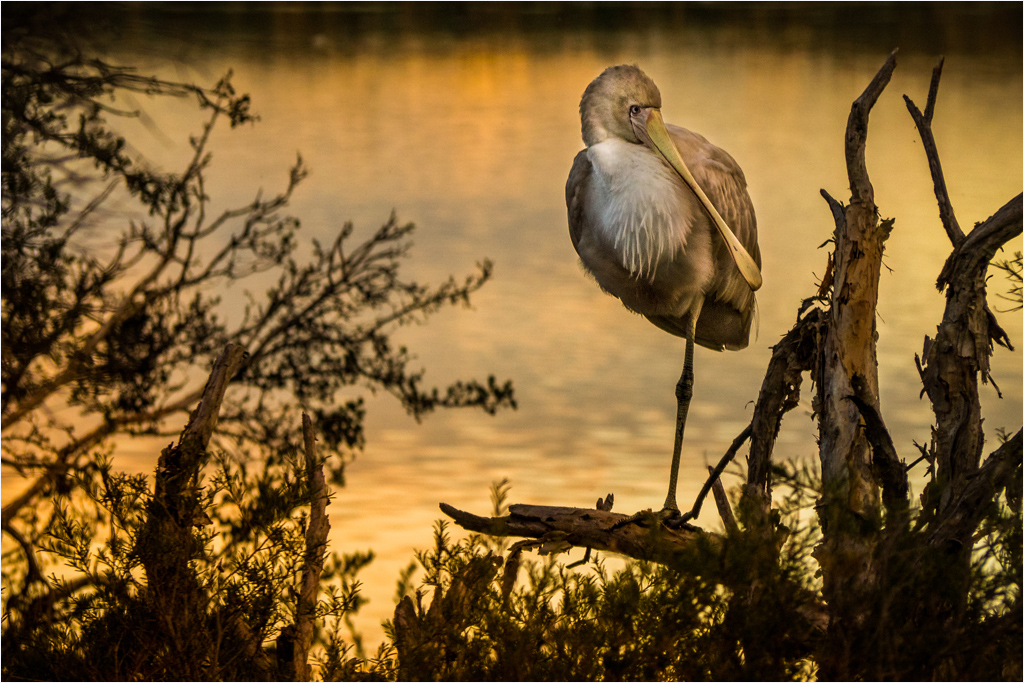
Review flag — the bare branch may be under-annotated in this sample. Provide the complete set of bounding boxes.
[923,57,943,124]
[846,48,898,208]
[937,193,1023,292]
[904,57,964,246]
[678,425,751,524]
[710,466,739,536]
[927,430,1022,552]
[278,414,331,681]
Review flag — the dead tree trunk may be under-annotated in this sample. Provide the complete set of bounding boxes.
[136,343,249,679]
[277,414,332,681]
[134,344,335,680]
[905,58,1021,529]
[812,49,905,678]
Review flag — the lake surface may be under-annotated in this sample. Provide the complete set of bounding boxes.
[11,3,1024,646]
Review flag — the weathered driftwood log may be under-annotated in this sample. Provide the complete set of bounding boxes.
[439,502,717,565]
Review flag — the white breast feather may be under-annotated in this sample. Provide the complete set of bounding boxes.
[588,139,689,279]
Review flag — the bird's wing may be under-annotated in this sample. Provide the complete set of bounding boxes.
[663,125,760,349]
[668,125,760,301]
[690,141,761,266]
[565,149,592,254]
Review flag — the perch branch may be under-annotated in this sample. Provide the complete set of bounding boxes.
[440,502,717,566]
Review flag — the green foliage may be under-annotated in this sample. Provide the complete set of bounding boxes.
[994,250,1022,311]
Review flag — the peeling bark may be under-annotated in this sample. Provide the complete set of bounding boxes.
[813,55,899,676]
[917,195,1022,518]
[743,305,822,525]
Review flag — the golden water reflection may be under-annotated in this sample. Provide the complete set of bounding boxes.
[5,5,1021,647]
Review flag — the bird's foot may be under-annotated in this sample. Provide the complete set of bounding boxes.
[610,505,697,531]
[660,507,698,530]
[658,508,681,528]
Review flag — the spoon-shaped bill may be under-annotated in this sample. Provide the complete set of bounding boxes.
[643,110,762,292]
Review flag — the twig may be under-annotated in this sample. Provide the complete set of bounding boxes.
[280,414,331,681]
[678,425,752,524]
[904,57,964,246]
[710,466,739,535]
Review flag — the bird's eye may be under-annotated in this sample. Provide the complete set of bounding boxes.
[629,104,641,116]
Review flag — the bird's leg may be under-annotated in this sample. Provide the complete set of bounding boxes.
[663,303,700,517]
[662,335,695,515]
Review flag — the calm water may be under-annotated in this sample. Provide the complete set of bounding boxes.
[11,4,1024,645]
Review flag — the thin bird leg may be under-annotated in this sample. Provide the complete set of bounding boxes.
[663,304,700,514]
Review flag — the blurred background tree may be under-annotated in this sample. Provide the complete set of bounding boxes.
[1,6,513,678]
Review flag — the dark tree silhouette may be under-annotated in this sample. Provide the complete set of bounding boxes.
[2,13,514,679]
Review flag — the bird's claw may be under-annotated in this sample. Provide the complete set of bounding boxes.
[657,507,694,530]
[659,506,681,521]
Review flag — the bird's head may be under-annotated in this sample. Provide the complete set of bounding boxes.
[579,64,662,147]
[578,65,764,292]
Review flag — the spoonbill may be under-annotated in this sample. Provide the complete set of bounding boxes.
[565,64,761,519]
